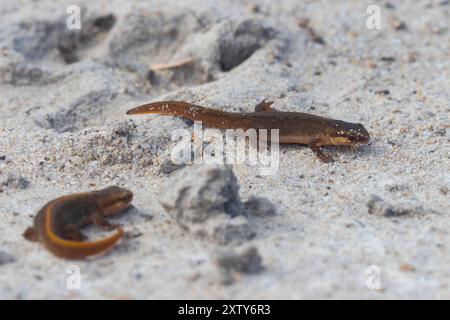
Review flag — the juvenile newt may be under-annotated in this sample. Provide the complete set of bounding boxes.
[23,186,133,260]
[126,100,370,162]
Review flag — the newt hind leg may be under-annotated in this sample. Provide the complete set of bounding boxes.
[308,140,334,163]
[254,100,276,112]
[90,211,119,231]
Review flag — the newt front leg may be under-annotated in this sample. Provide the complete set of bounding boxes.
[308,139,334,163]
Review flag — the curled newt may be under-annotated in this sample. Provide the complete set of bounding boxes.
[23,186,133,260]
[126,100,370,162]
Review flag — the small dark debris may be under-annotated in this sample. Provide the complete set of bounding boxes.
[385,2,395,9]
[312,34,325,45]
[375,89,390,95]
[139,212,154,222]
[384,182,406,192]
[0,155,6,161]
[247,3,261,13]
[408,52,418,63]
[0,251,16,266]
[298,18,325,44]
[298,18,309,28]
[93,14,116,31]
[126,230,143,239]
[159,159,186,175]
[393,21,407,31]
[58,45,78,64]
[134,273,143,280]
[33,274,43,281]
[381,56,396,62]
[147,70,159,85]
[387,139,399,146]
[113,120,136,137]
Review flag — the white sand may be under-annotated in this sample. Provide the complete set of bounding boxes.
[0,0,449,299]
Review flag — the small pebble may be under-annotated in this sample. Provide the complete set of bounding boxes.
[399,263,415,272]
[0,251,16,265]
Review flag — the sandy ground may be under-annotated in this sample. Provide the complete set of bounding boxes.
[0,0,449,299]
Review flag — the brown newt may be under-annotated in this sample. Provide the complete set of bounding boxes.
[126,100,370,162]
[23,186,133,260]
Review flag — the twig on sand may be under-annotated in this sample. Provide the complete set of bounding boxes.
[150,57,194,71]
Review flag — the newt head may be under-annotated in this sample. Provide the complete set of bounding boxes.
[93,186,134,216]
[325,120,370,146]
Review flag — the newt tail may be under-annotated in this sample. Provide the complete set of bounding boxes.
[126,101,252,129]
